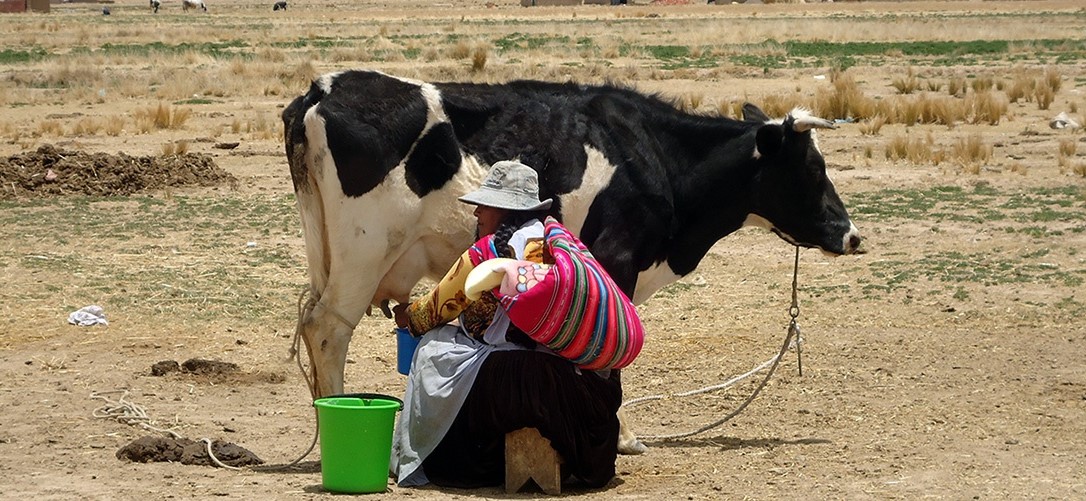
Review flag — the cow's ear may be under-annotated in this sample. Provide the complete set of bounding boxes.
[755,123,784,157]
[742,103,771,123]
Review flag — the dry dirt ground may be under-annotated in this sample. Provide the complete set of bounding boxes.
[1,1,1085,499]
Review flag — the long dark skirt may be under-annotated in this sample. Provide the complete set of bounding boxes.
[421,350,622,489]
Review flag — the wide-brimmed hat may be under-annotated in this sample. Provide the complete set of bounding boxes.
[458,160,553,211]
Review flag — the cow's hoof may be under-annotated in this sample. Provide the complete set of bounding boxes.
[617,438,647,455]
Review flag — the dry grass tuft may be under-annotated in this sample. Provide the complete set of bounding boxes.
[891,67,919,95]
[947,76,966,97]
[1058,138,1077,158]
[951,133,992,173]
[885,133,935,164]
[71,117,103,136]
[858,115,886,136]
[471,45,489,73]
[1044,66,1062,94]
[1034,80,1055,110]
[161,140,190,156]
[968,90,1008,125]
[38,120,64,137]
[133,103,192,132]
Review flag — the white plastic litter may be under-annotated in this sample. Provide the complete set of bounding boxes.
[69,305,109,326]
[1049,112,1081,130]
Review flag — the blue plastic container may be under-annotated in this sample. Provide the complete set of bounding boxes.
[396,327,420,375]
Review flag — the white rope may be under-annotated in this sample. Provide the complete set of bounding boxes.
[622,246,805,441]
[91,389,183,439]
[621,336,799,409]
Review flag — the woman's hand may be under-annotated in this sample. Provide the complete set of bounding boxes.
[392,303,410,330]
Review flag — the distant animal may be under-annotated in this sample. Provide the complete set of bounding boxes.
[1049,111,1081,130]
[150,0,160,13]
[282,69,862,455]
[273,0,287,10]
[102,6,110,14]
[182,0,207,12]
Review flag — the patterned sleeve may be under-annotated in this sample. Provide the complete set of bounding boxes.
[404,249,477,335]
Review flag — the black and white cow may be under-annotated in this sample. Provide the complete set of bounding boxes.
[273,0,287,10]
[282,69,860,454]
[150,0,160,13]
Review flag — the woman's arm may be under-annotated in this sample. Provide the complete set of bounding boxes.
[402,249,478,335]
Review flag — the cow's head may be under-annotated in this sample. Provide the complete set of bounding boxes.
[747,106,861,256]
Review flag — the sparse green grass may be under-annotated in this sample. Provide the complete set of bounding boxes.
[0,194,303,322]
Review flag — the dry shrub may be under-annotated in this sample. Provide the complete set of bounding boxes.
[951,133,991,173]
[42,62,101,89]
[681,92,704,112]
[286,59,318,89]
[1034,81,1055,110]
[885,133,934,164]
[759,93,803,119]
[421,46,441,62]
[968,90,1008,125]
[133,103,192,132]
[1073,162,1086,177]
[104,116,125,136]
[1009,162,1027,176]
[38,120,64,137]
[1058,138,1076,158]
[1044,67,1062,94]
[928,96,967,126]
[471,46,489,73]
[971,75,994,93]
[1006,75,1034,104]
[947,77,966,97]
[71,117,102,136]
[449,40,472,60]
[161,140,190,156]
[891,67,919,95]
[231,118,242,134]
[858,115,886,136]
[812,70,874,120]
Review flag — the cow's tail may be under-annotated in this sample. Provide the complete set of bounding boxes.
[283,82,332,295]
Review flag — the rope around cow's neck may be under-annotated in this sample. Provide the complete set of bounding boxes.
[622,246,804,441]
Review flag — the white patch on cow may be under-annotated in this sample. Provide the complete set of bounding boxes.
[744,213,801,245]
[632,263,682,305]
[559,145,617,236]
[316,72,344,95]
[842,221,861,254]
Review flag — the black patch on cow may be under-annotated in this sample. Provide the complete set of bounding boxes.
[282,81,327,194]
[317,71,428,197]
[742,102,771,123]
[404,122,461,197]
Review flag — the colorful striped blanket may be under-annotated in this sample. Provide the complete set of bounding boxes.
[468,217,644,370]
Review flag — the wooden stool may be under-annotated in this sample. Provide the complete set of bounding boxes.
[505,427,562,495]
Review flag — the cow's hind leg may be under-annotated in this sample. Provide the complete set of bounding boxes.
[616,408,647,455]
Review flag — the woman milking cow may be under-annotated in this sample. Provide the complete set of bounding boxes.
[390,160,644,489]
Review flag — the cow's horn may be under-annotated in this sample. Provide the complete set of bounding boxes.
[792,115,836,132]
[464,258,517,300]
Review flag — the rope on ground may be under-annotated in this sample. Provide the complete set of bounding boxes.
[89,288,325,472]
[90,389,182,439]
[622,246,805,441]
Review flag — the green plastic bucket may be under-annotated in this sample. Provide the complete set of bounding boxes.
[313,394,402,494]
